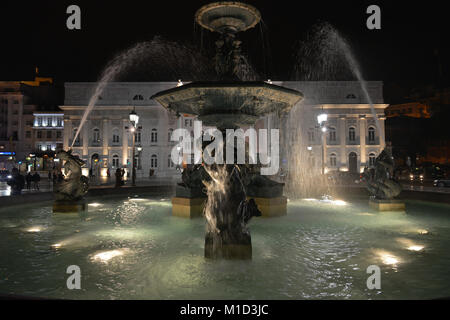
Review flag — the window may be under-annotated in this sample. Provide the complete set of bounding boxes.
[112,129,120,143]
[47,131,52,139]
[368,127,375,142]
[349,127,356,142]
[329,127,336,142]
[47,117,53,127]
[47,144,51,151]
[134,156,141,169]
[26,120,33,126]
[57,118,63,127]
[26,131,31,138]
[37,131,42,139]
[151,154,158,168]
[112,155,119,168]
[369,153,376,167]
[168,128,174,142]
[308,130,314,142]
[93,128,100,142]
[73,128,80,143]
[136,131,141,143]
[330,153,337,167]
[56,131,62,139]
[12,131,18,140]
[185,119,193,127]
[151,129,158,143]
[37,117,42,126]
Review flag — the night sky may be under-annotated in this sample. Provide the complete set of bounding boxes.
[1,0,449,101]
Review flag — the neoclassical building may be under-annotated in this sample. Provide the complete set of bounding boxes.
[60,81,388,178]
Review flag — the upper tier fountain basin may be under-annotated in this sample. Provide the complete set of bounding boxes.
[195,1,261,34]
[151,81,303,128]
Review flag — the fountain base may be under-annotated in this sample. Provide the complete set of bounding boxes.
[369,198,405,211]
[248,196,287,217]
[172,197,206,218]
[53,200,87,213]
[205,232,252,260]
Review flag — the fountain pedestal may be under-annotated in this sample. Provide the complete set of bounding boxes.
[249,196,287,217]
[53,200,87,213]
[172,197,206,218]
[369,199,405,211]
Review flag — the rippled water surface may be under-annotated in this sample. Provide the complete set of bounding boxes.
[0,196,449,299]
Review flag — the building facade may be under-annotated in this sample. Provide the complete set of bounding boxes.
[61,81,388,177]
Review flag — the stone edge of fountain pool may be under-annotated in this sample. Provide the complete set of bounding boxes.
[1,186,449,210]
[0,185,176,209]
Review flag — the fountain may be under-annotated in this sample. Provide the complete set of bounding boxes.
[152,1,302,259]
[53,150,89,213]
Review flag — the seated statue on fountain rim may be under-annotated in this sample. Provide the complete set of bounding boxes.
[54,150,89,201]
[362,149,402,200]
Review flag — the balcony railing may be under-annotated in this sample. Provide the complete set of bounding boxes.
[346,137,360,145]
[366,137,380,145]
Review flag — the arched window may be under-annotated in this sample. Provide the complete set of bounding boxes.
[329,127,336,142]
[134,156,141,169]
[112,129,120,144]
[168,128,174,142]
[151,154,158,168]
[348,127,356,142]
[133,94,144,101]
[93,128,100,142]
[112,154,119,168]
[151,129,158,143]
[368,127,375,142]
[330,153,337,167]
[369,153,376,167]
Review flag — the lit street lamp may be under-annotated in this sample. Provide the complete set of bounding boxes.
[129,109,139,186]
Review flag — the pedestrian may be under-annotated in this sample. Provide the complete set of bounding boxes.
[115,168,124,187]
[7,168,25,196]
[26,172,32,190]
[48,171,52,182]
[32,172,41,190]
[107,167,110,178]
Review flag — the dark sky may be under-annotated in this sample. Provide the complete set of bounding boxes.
[1,0,449,100]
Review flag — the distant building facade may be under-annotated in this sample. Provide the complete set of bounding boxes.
[61,81,388,177]
[0,76,58,171]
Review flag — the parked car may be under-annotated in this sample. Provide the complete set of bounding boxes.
[0,170,12,182]
[433,179,450,188]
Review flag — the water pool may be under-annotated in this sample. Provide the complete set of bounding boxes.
[0,196,449,299]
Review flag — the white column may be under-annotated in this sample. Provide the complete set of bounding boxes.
[63,119,71,150]
[102,118,109,156]
[379,117,386,150]
[359,117,366,169]
[339,116,346,166]
[122,118,128,166]
[82,121,89,157]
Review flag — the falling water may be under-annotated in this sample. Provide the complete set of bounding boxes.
[286,22,384,198]
[70,37,215,148]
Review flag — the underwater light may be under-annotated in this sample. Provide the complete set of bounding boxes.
[27,227,41,233]
[88,203,102,207]
[382,255,399,265]
[51,243,62,249]
[418,229,429,235]
[332,200,347,206]
[408,245,424,252]
[91,249,128,263]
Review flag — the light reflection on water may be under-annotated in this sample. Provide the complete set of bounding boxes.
[0,197,449,299]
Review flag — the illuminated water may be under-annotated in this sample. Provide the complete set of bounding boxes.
[0,196,449,299]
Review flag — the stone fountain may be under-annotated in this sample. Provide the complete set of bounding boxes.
[152,1,303,259]
[53,150,89,213]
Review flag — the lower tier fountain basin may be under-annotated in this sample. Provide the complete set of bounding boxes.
[0,195,449,299]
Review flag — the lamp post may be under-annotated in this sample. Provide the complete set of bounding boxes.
[129,109,139,187]
[317,113,328,175]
